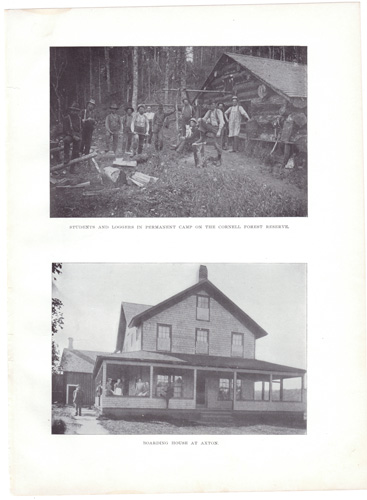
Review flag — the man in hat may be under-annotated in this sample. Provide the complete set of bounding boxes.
[105,103,122,154]
[131,104,149,155]
[73,384,84,417]
[80,98,97,156]
[152,104,175,152]
[63,101,82,172]
[174,117,201,165]
[144,106,155,145]
[122,106,134,153]
[225,96,250,152]
[181,97,194,136]
[198,101,225,166]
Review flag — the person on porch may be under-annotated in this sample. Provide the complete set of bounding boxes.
[114,378,123,396]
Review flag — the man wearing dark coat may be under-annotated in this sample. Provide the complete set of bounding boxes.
[73,384,84,416]
[80,98,97,155]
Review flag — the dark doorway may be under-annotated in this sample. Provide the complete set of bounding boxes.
[196,373,206,407]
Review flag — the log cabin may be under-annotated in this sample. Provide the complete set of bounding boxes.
[192,52,307,163]
[92,265,306,425]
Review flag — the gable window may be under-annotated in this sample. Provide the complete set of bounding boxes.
[231,333,244,357]
[196,295,210,321]
[157,324,172,352]
[196,328,209,354]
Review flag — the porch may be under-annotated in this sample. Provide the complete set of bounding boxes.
[93,357,306,418]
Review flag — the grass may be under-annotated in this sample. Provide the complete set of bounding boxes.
[50,148,307,218]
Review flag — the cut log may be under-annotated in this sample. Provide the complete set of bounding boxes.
[51,152,97,172]
[113,159,137,168]
[55,181,91,189]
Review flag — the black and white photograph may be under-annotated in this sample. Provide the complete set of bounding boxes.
[52,263,307,435]
[50,46,308,218]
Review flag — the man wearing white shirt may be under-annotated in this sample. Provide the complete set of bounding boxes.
[198,101,225,166]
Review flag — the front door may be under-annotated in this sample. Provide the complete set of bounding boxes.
[196,373,206,407]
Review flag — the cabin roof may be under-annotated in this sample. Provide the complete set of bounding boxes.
[93,350,305,377]
[60,348,110,374]
[128,278,268,340]
[198,52,307,100]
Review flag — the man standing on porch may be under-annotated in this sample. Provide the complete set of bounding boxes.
[73,384,84,417]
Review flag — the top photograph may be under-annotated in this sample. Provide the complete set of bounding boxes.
[50,46,307,218]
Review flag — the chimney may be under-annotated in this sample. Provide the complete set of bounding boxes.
[68,337,74,350]
[199,265,208,281]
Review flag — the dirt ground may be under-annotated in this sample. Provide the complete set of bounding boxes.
[52,405,306,435]
[50,123,307,218]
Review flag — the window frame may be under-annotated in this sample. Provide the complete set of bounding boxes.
[156,323,172,352]
[231,332,244,357]
[196,294,210,321]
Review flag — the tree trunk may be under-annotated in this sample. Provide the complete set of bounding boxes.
[105,47,111,94]
[180,47,187,100]
[89,47,93,98]
[98,55,102,104]
[132,46,139,110]
[164,47,170,104]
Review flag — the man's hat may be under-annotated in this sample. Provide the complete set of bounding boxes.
[232,95,238,100]
[69,101,80,111]
[189,118,197,124]
[137,103,145,110]
[110,103,119,110]
[126,106,134,112]
[88,98,96,106]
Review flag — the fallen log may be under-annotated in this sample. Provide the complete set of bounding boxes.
[51,152,97,172]
[55,181,91,189]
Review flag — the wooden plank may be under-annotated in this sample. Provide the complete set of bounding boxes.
[51,152,97,172]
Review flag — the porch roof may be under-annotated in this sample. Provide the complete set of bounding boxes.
[93,350,305,377]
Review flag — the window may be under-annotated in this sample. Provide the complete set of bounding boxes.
[157,324,172,351]
[231,332,244,357]
[155,374,184,398]
[196,295,210,321]
[218,378,233,400]
[136,329,140,342]
[196,328,209,354]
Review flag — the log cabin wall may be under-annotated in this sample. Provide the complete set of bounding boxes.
[196,54,307,153]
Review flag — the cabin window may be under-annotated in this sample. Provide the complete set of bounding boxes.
[196,295,210,321]
[196,328,209,354]
[136,329,140,342]
[218,378,233,400]
[157,324,172,351]
[231,332,244,357]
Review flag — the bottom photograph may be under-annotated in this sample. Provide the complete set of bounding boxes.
[52,263,307,435]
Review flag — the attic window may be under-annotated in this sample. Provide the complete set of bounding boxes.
[231,332,244,357]
[196,295,210,321]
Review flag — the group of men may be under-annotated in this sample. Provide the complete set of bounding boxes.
[174,95,250,167]
[62,95,249,171]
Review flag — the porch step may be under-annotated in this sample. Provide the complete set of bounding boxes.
[199,410,235,425]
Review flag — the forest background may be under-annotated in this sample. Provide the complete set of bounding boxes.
[50,46,308,124]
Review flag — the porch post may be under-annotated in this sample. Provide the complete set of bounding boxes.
[261,381,265,400]
[280,378,284,401]
[233,370,237,410]
[301,374,305,402]
[269,374,273,402]
[149,366,153,398]
[193,369,197,403]
[102,360,107,389]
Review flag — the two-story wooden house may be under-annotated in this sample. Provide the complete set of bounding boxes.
[92,265,306,424]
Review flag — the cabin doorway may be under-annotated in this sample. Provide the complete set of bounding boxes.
[66,384,78,405]
[196,372,207,407]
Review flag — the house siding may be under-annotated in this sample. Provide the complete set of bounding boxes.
[64,372,95,406]
[141,292,255,358]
